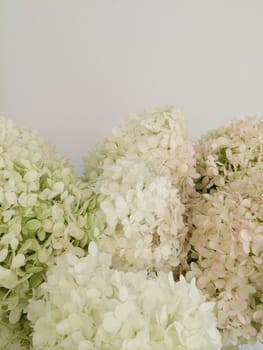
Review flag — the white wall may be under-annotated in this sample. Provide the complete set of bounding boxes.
[0,1,263,349]
[1,0,263,175]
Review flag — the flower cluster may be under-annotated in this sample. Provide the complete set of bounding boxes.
[89,158,188,271]
[0,318,29,350]
[1,110,262,350]
[27,242,222,350]
[195,117,263,193]
[186,117,263,347]
[187,173,263,346]
[85,106,197,196]
[0,118,94,348]
[85,107,197,272]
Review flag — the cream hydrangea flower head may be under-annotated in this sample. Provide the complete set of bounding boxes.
[84,107,197,272]
[195,116,263,193]
[186,168,263,347]
[88,158,188,272]
[27,242,222,350]
[85,106,197,197]
[0,118,94,349]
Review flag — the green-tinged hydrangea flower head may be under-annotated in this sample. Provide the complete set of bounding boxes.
[0,117,94,349]
[186,169,263,347]
[27,242,222,350]
[0,319,28,350]
[195,116,263,193]
[84,107,197,272]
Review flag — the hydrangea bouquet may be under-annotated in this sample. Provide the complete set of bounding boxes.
[0,109,262,350]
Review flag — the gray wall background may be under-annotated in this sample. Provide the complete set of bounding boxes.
[1,0,263,176]
[0,2,262,347]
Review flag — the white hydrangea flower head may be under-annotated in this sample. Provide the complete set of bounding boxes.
[27,242,222,350]
[84,107,197,272]
[89,158,189,272]
[85,106,197,197]
[186,168,263,347]
[195,116,263,193]
[0,117,94,349]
